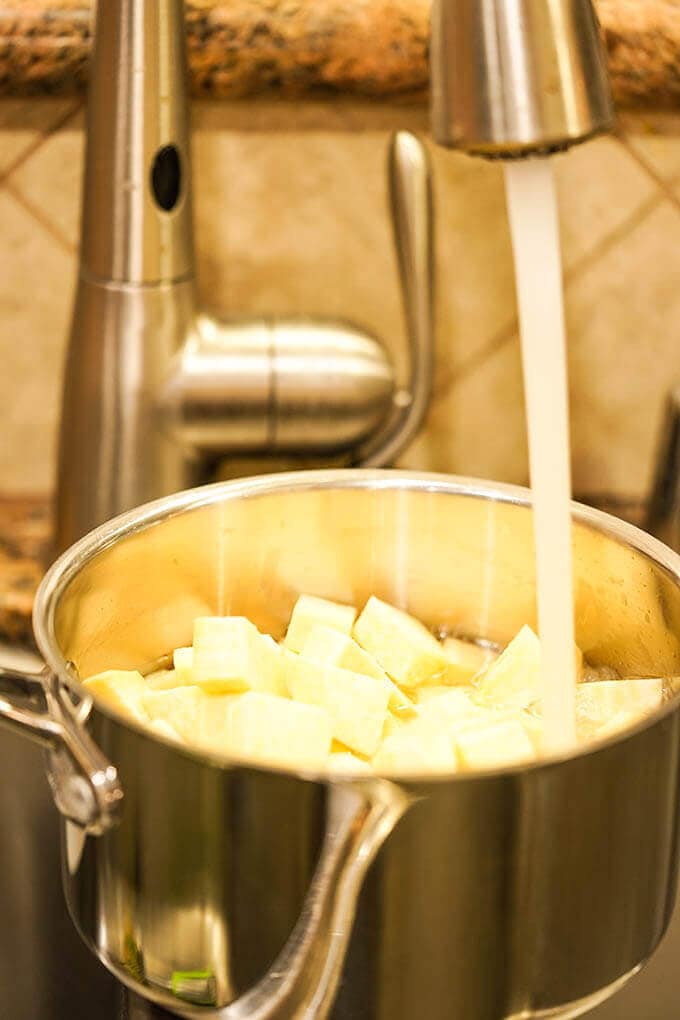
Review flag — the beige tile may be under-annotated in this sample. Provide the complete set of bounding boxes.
[566,200,680,500]
[0,99,79,177]
[429,145,517,380]
[621,112,680,183]
[8,109,84,249]
[553,136,658,270]
[398,336,529,485]
[401,197,680,499]
[0,189,76,493]
[192,129,411,374]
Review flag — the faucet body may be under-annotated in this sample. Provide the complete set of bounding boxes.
[57,0,434,553]
[57,0,197,547]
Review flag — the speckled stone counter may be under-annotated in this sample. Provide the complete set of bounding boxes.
[0,499,50,647]
[0,1,678,108]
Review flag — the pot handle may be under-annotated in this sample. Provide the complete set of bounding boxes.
[0,663,123,834]
[203,780,410,1020]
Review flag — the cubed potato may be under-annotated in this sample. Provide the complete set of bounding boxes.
[415,684,477,704]
[192,617,256,692]
[416,687,491,728]
[284,595,357,653]
[520,712,544,752]
[256,634,286,696]
[373,732,457,774]
[195,693,243,753]
[442,637,497,684]
[302,624,415,715]
[445,701,543,749]
[382,712,410,739]
[145,668,179,691]
[228,692,331,769]
[149,718,183,743]
[173,646,194,684]
[192,617,285,695]
[285,654,389,757]
[591,709,639,741]
[143,687,207,741]
[83,669,149,723]
[146,669,193,693]
[455,718,536,770]
[475,625,582,711]
[475,625,541,709]
[353,596,448,688]
[575,678,664,738]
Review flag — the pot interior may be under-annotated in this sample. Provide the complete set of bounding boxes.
[39,474,680,689]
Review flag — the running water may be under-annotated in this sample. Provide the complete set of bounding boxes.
[504,159,577,752]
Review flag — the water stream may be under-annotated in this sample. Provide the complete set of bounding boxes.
[504,159,577,751]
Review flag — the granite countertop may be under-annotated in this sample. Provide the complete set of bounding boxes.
[0,499,50,647]
[0,1,678,108]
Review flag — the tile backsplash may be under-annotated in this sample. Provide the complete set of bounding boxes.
[3,97,680,508]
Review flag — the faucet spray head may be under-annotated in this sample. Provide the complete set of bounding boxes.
[431,0,615,159]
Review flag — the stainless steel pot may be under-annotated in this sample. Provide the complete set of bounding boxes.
[3,470,680,1020]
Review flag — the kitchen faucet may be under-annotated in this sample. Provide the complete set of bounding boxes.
[55,0,436,553]
[56,0,614,556]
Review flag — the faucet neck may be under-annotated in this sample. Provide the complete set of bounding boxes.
[80,0,195,286]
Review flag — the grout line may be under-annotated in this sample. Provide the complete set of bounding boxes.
[432,314,517,400]
[0,99,83,187]
[620,133,680,211]
[3,177,77,255]
[432,187,665,405]
[619,128,680,190]
[561,190,663,282]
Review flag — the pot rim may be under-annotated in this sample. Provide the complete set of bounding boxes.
[33,468,680,784]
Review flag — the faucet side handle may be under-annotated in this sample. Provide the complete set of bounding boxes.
[357,131,435,468]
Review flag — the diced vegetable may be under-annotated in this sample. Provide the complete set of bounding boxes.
[284,595,357,653]
[195,693,241,753]
[353,596,448,688]
[455,718,536,769]
[82,595,666,777]
[192,617,257,692]
[228,692,331,768]
[149,718,182,742]
[285,654,389,757]
[173,646,194,684]
[475,625,541,709]
[441,637,497,684]
[475,625,581,711]
[373,732,457,773]
[192,617,285,695]
[575,678,664,739]
[416,687,490,728]
[143,687,207,741]
[147,668,192,691]
[302,624,414,715]
[83,670,149,723]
